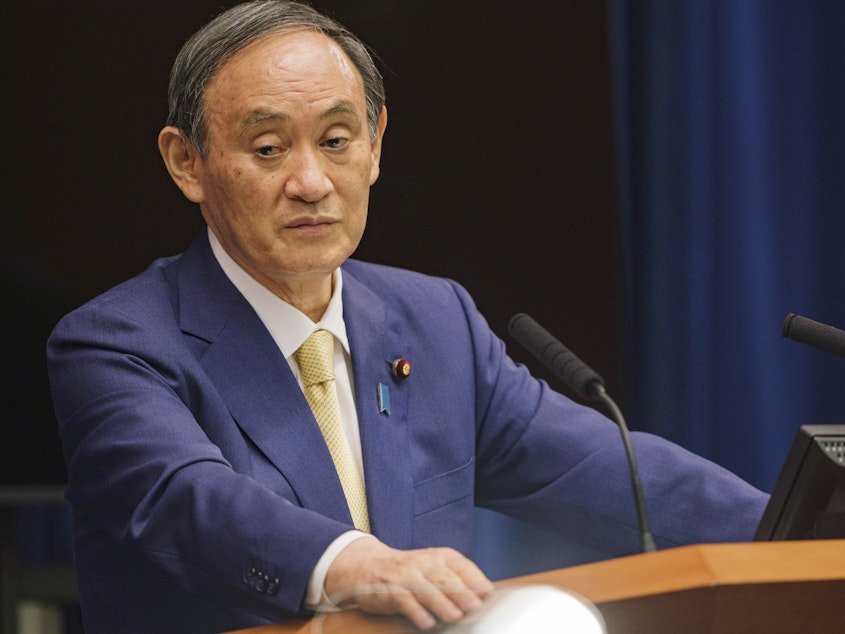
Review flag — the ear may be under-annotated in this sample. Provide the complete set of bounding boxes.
[158,126,206,203]
[368,106,388,186]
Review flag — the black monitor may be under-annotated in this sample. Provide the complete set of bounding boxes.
[754,424,845,541]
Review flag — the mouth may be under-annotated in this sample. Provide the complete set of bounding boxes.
[285,216,339,238]
[287,216,337,228]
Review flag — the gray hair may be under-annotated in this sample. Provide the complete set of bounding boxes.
[165,0,385,157]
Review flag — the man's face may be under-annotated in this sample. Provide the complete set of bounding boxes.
[192,29,385,297]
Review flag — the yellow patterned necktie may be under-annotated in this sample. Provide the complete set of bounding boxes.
[294,329,370,532]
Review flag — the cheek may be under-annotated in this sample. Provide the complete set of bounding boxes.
[208,169,261,211]
[348,194,369,238]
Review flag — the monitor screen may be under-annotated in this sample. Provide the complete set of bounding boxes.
[754,424,845,541]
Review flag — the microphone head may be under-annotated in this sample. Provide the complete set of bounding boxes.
[507,312,530,337]
[508,312,605,400]
[781,312,845,359]
[782,313,797,338]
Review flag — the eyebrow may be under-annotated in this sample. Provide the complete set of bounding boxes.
[239,109,288,132]
[238,102,361,132]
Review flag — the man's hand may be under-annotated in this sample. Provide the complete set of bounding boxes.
[324,537,495,630]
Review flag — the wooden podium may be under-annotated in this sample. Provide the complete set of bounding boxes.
[230,540,845,633]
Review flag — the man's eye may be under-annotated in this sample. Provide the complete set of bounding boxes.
[256,146,280,157]
[323,137,348,150]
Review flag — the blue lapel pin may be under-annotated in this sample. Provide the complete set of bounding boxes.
[377,383,390,415]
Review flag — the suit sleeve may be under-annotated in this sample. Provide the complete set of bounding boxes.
[446,281,769,555]
[47,296,349,621]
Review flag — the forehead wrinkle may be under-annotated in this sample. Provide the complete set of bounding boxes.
[238,101,361,133]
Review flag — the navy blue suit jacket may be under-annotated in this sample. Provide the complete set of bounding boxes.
[47,232,767,633]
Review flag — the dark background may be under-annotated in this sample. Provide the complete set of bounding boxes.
[1,1,620,485]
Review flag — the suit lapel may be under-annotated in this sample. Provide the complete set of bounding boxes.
[175,234,353,525]
[342,269,415,549]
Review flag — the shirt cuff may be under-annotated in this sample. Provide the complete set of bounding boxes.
[305,530,375,611]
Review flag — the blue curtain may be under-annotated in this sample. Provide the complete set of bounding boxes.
[610,0,845,492]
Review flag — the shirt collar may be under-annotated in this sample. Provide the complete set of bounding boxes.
[207,227,350,359]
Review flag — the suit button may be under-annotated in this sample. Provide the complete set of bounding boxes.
[243,567,257,589]
[255,574,268,593]
[243,560,279,594]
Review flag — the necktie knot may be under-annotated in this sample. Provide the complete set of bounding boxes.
[295,330,335,387]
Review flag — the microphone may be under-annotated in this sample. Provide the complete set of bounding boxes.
[782,313,845,358]
[507,313,605,400]
[508,313,656,553]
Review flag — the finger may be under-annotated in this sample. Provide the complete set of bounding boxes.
[409,577,471,625]
[406,572,479,617]
[391,586,443,631]
[445,551,495,596]
[353,574,470,628]
[352,582,444,630]
[423,549,494,612]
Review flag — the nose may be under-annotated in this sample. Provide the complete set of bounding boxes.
[283,146,333,203]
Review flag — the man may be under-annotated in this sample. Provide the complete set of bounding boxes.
[47,1,768,632]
